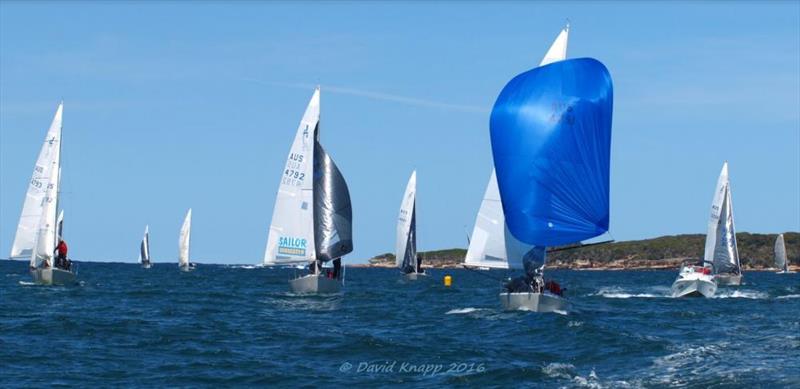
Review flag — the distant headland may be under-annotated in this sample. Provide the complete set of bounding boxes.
[360,232,799,271]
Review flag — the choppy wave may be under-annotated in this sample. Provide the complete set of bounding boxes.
[713,290,769,299]
[776,294,800,299]
[446,307,489,315]
[591,286,666,299]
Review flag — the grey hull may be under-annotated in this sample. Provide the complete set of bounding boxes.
[31,268,77,286]
[289,274,341,294]
[714,274,742,286]
[499,292,568,313]
[671,279,717,298]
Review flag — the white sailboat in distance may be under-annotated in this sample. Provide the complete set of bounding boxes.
[396,170,425,280]
[774,234,793,274]
[139,225,152,269]
[10,102,76,285]
[263,87,353,293]
[179,209,195,271]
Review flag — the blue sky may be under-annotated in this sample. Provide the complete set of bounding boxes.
[1,1,798,264]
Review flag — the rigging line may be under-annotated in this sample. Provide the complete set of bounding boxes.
[546,239,615,254]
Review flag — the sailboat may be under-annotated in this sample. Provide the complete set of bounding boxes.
[10,102,76,285]
[178,209,194,271]
[705,162,743,286]
[396,170,424,280]
[263,87,353,293]
[465,25,569,271]
[490,26,613,312]
[774,234,793,273]
[139,225,152,269]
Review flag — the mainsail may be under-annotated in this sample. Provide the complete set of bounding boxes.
[465,25,569,270]
[703,162,741,274]
[490,58,613,249]
[11,103,63,260]
[312,138,353,262]
[56,210,64,243]
[264,89,319,265]
[396,171,417,271]
[179,209,191,267]
[774,234,787,272]
[140,225,151,265]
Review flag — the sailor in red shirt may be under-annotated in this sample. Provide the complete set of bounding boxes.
[55,239,68,269]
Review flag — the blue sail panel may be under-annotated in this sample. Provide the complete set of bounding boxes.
[490,58,613,247]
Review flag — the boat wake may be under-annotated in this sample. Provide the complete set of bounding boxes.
[776,294,800,299]
[18,281,36,286]
[591,286,667,299]
[712,290,768,299]
[445,307,491,315]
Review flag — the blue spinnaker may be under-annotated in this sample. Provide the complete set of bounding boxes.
[490,58,612,247]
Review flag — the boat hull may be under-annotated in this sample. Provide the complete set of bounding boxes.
[31,268,77,286]
[289,274,341,294]
[142,263,152,269]
[714,274,742,286]
[401,272,427,281]
[671,278,717,298]
[499,292,568,313]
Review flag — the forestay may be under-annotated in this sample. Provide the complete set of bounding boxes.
[465,25,570,269]
[395,171,417,270]
[490,58,613,247]
[264,89,319,265]
[11,103,63,259]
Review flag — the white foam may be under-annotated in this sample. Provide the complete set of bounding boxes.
[542,362,575,379]
[592,286,664,299]
[713,290,768,299]
[446,307,483,315]
[18,281,35,286]
[776,294,800,299]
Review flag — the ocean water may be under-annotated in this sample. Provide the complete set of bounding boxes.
[1,260,798,388]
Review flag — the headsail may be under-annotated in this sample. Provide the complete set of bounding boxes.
[774,234,787,272]
[465,25,570,269]
[312,138,353,262]
[396,171,417,271]
[264,89,319,265]
[703,162,741,274]
[179,209,191,267]
[11,103,63,259]
[140,225,151,264]
[490,58,613,247]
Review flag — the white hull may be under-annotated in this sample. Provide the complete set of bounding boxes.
[401,272,427,281]
[714,273,742,286]
[179,263,195,272]
[289,274,341,294]
[671,278,717,298]
[142,262,152,269]
[31,267,76,286]
[776,270,796,274]
[499,292,568,312]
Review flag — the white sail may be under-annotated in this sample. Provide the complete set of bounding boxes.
[140,225,151,264]
[264,88,319,265]
[179,209,191,267]
[11,103,63,259]
[775,234,787,271]
[31,170,60,268]
[395,170,417,269]
[703,162,740,274]
[465,26,569,269]
[56,210,64,242]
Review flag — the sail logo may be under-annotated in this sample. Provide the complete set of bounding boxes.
[278,236,307,256]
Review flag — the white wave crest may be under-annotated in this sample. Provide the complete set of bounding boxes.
[446,307,490,315]
[776,294,800,299]
[592,286,665,299]
[18,281,36,286]
[713,290,768,299]
[542,362,576,379]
